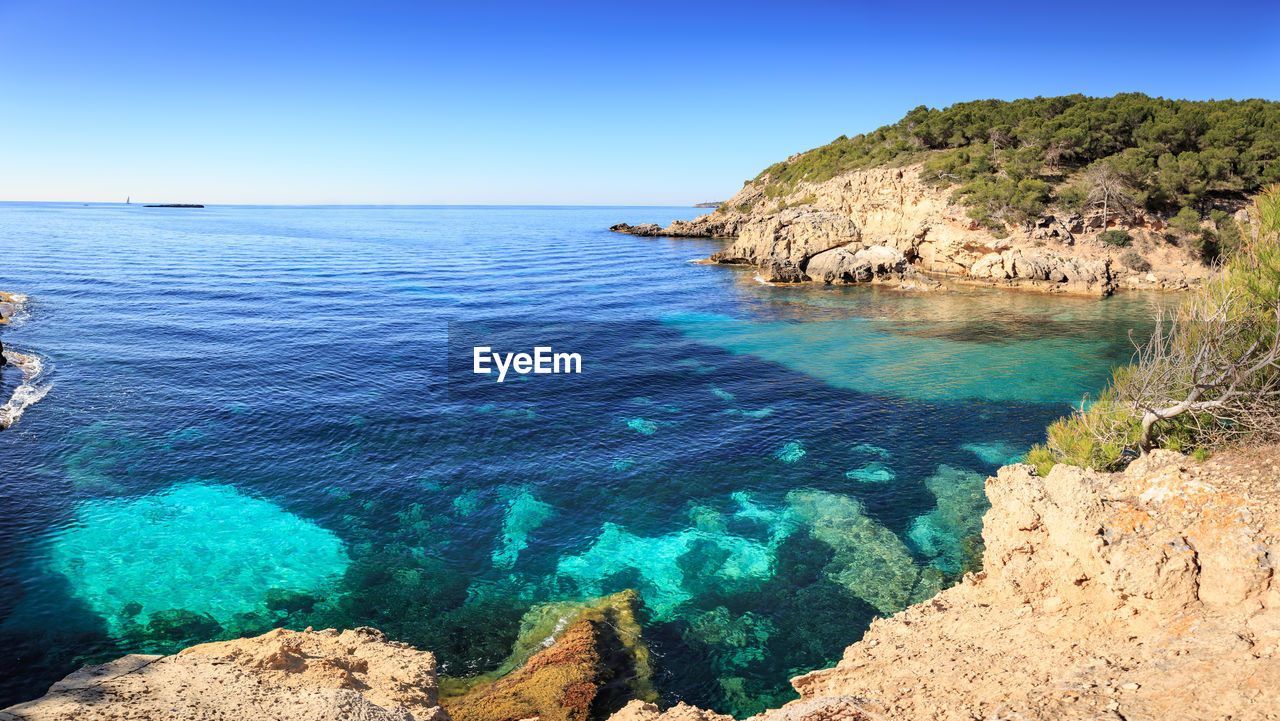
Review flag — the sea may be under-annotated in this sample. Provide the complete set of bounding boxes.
[0,202,1160,715]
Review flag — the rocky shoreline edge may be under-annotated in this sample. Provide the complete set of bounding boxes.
[7,446,1277,721]
[612,165,1227,297]
[0,291,49,430]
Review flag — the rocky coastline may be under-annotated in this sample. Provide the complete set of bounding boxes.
[613,165,1224,297]
[0,290,14,366]
[7,446,1278,721]
[0,291,48,430]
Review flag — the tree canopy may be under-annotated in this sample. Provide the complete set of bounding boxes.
[751,94,1280,228]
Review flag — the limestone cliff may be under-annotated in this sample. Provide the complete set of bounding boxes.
[613,165,1215,296]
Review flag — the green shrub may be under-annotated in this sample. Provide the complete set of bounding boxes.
[1169,206,1202,237]
[1210,209,1245,257]
[1121,248,1152,271]
[1033,185,1280,473]
[1054,184,1088,213]
[1099,229,1132,246]
[1195,228,1220,261]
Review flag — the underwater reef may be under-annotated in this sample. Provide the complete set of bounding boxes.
[10,448,1280,720]
[41,482,350,643]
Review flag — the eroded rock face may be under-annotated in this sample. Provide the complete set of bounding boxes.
[967,249,1113,295]
[610,165,1211,296]
[0,627,448,721]
[701,209,926,287]
[804,245,909,285]
[440,590,654,721]
[710,209,861,267]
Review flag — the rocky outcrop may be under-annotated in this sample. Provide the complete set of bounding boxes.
[0,292,47,430]
[694,207,934,288]
[805,245,908,284]
[610,700,734,721]
[966,247,1112,295]
[612,165,1211,296]
[710,208,861,267]
[2,592,654,721]
[441,591,653,721]
[0,290,12,367]
[608,447,1280,721]
[611,214,744,239]
[0,626,449,721]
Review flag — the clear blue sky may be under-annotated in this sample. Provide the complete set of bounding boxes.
[2,0,1277,205]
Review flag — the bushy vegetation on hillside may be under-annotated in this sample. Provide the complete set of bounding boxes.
[747,94,1280,231]
[1027,186,1280,474]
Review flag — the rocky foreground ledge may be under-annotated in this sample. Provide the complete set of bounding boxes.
[613,165,1218,296]
[6,449,1280,721]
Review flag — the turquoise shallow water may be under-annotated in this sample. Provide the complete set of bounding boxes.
[0,203,1159,714]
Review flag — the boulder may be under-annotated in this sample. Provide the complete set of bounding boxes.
[711,209,861,271]
[853,245,907,275]
[804,247,871,284]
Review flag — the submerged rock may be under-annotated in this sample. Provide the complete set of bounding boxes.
[556,495,795,616]
[491,488,556,570]
[786,489,941,615]
[264,588,320,614]
[905,464,988,575]
[844,462,895,483]
[146,608,223,643]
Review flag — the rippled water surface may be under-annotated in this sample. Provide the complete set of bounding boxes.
[0,203,1160,714]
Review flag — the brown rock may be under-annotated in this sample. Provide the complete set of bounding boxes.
[0,627,447,721]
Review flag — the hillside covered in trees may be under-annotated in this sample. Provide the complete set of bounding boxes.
[744,94,1280,251]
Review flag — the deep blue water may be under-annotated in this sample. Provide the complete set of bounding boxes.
[0,203,1158,715]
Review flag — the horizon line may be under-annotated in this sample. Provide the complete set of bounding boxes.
[0,200,721,208]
